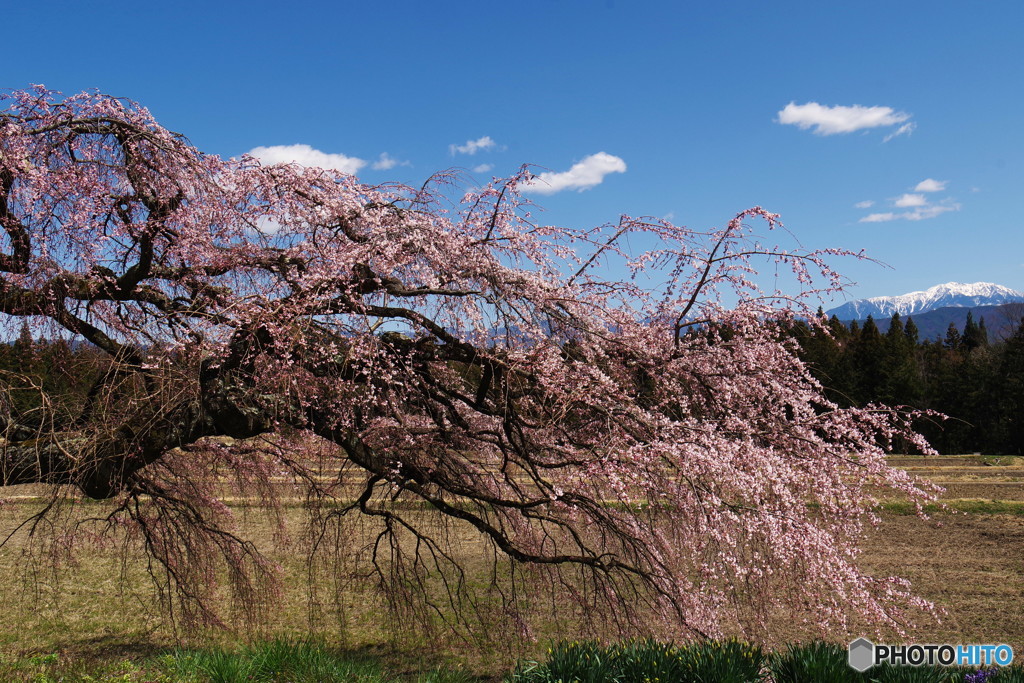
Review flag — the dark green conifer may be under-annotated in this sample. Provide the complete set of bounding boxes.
[944,322,962,350]
[851,316,884,405]
[13,321,33,363]
[963,311,986,352]
[995,321,1024,454]
[886,313,904,343]
[904,316,919,345]
[977,316,990,348]
[828,315,850,344]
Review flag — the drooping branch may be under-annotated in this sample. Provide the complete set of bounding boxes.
[0,166,31,274]
[0,87,941,639]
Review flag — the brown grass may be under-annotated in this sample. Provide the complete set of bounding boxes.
[1,454,1022,675]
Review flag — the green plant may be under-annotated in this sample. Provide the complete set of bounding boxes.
[511,640,617,682]
[770,640,866,682]
[610,638,691,681]
[508,638,765,682]
[27,652,60,667]
[866,662,956,682]
[676,638,766,682]
[160,639,386,682]
[766,641,1024,683]
[987,666,1024,683]
[185,648,253,683]
[414,666,479,683]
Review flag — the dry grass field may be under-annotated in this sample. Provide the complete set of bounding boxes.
[0,454,1022,676]
[860,455,1024,649]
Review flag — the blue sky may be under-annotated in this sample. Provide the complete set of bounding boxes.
[4,1,1023,305]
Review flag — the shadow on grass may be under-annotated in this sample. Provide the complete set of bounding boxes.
[0,638,493,682]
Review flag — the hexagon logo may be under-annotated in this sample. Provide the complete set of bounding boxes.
[848,637,875,672]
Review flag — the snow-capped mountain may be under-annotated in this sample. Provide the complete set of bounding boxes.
[826,282,1024,320]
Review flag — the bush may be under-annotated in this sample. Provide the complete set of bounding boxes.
[513,639,1024,683]
[769,640,866,682]
[769,641,1024,683]
[509,638,765,682]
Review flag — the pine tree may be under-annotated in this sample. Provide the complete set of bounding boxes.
[796,311,847,406]
[828,315,850,344]
[882,312,920,407]
[995,322,1024,454]
[7,322,39,416]
[13,321,34,366]
[886,313,905,343]
[944,322,962,351]
[852,316,885,405]
[860,315,881,343]
[904,316,920,345]
[963,311,986,352]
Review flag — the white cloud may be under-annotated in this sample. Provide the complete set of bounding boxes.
[776,102,912,136]
[883,122,916,142]
[472,163,494,174]
[857,179,960,223]
[519,152,627,195]
[247,144,365,174]
[904,204,959,220]
[370,152,410,171]
[893,193,927,208]
[859,203,959,223]
[450,136,498,156]
[860,212,897,223]
[914,178,947,192]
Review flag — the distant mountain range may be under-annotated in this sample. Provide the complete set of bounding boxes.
[826,282,1024,341]
[826,282,1024,320]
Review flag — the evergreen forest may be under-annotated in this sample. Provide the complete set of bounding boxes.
[3,311,1024,455]
[791,310,1024,454]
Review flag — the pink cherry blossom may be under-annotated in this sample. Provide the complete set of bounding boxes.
[0,88,939,638]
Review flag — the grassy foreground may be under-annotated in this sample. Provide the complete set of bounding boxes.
[3,637,1023,682]
[1,455,1023,679]
[0,638,477,682]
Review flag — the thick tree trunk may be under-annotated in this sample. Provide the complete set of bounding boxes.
[1,368,277,498]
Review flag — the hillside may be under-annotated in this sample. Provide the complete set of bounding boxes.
[845,302,1024,341]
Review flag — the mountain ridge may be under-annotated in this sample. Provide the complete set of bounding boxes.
[826,282,1024,320]
[848,303,1024,341]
